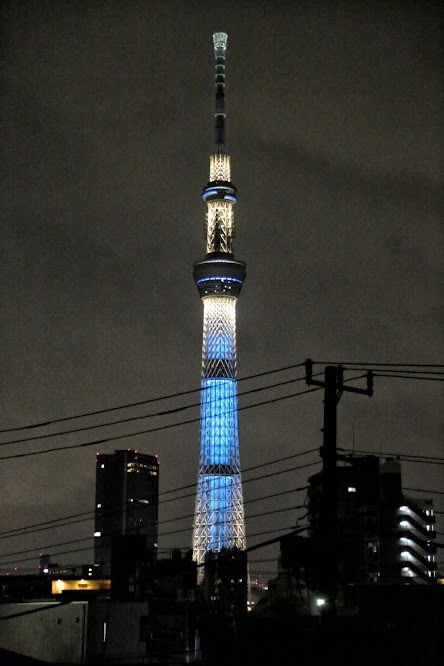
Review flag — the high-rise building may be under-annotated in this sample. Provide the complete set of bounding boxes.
[94,449,159,573]
[192,33,246,564]
[306,456,437,586]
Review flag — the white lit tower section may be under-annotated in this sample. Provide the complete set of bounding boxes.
[192,33,246,564]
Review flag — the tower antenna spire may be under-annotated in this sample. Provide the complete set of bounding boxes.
[213,32,228,153]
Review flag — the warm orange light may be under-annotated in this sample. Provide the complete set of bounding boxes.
[51,579,111,594]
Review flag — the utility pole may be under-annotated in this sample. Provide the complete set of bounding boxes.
[305,359,373,615]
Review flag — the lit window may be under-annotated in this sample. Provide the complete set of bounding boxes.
[97,503,101,508]
[101,464,105,469]
[347,487,356,493]
[94,531,101,537]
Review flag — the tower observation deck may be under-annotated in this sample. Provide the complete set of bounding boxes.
[192,33,246,564]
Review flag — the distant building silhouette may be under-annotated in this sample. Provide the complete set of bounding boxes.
[275,456,437,618]
[94,449,159,574]
[202,547,248,615]
[306,456,437,586]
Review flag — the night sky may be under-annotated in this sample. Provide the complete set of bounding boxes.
[1,1,442,575]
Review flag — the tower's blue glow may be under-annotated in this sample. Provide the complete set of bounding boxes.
[195,474,239,552]
[200,378,238,466]
[192,33,246,565]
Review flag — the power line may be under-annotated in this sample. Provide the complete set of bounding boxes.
[0,464,318,554]
[3,479,312,563]
[0,486,310,562]
[0,386,323,461]
[0,522,302,572]
[344,368,444,375]
[4,358,441,440]
[404,487,444,496]
[0,525,310,576]
[338,447,444,462]
[374,373,444,382]
[0,448,319,539]
[313,361,444,368]
[0,372,321,447]
[0,361,306,435]
[0,502,307,563]
[32,519,304,561]
[0,506,311,566]
[337,449,444,466]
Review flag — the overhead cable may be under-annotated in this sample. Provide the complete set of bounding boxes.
[0,386,323,461]
[0,361,306,434]
[0,450,319,540]
[0,371,322,447]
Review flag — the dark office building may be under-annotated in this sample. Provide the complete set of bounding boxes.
[202,547,248,615]
[307,457,437,586]
[94,449,159,574]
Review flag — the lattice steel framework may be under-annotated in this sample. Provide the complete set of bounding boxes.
[192,33,246,564]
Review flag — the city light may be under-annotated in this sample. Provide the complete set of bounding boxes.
[210,153,231,181]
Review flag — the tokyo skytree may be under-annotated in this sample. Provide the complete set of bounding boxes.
[192,32,246,564]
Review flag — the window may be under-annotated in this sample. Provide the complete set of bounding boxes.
[347,487,356,493]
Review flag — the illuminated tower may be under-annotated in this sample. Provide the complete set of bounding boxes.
[192,33,246,564]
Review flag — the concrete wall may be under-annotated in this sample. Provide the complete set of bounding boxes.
[0,601,87,663]
[87,601,149,663]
